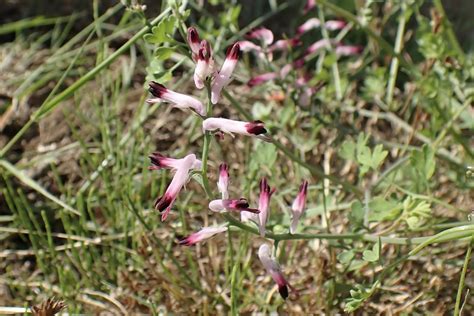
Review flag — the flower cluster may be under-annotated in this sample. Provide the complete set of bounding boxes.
[243,5,362,107]
[147,25,311,300]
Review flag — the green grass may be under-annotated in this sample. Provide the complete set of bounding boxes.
[0,0,473,314]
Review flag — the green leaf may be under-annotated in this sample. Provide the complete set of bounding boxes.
[349,201,364,228]
[144,15,177,44]
[339,139,356,161]
[411,144,435,180]
[338,250,355,265]
[154,46,175,61]
[362,239,380,262]
[371,144,388,169]
[368,197,402,222]
[344,281,380,312]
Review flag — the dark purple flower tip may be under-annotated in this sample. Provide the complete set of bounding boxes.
[293,58,305,69]
[300,180,308,195]
[245,120,267,135]
[278,284,289,299]
[234,198,250,209]
[154,194,172,212]
[188,27,200,44]
[178,237,192,246]
[226,43,241,60]
[219,163,229,173]
[149,81,167,98]
[149,152,165,169]
[290,38,302,47]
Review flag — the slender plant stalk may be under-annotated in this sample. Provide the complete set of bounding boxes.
[454,236,473,316]
[224,212,474,246]
[201,81,214,198]
[386,1,408,105]
[318,9,342,100]
[0,7,172,158]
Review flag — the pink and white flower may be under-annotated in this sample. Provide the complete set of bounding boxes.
[290,180,309,234]
[297,18,346,34]
[258,178,275,237]
[258,243,293,299]
[335,44,363,56]
[209,198,260,214]
[305,39,333,55]
[202,118,268,139]
[238,40,263,53]
[179,226,228,246]
[187,27,201,60]
[149,152,202,170]
[194,40,214,89]
[147,81,206,116]
[211,42,240,104]
[154,154,198,221]
[246,27,274,46]
[304,0,316,13]
[247,72,278,87]
[217,163,229,199]
[268,38,301,52]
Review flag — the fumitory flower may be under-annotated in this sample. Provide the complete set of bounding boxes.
[246,27,274,46]
[179,226,228,246]
[258,243,293,299]
[247,72,279,87]
[187,26,201,60]
[202,117,268,140]
[194,40,214,89]
[211,42,240,104]
[290,180,309,234]
[153,153,199,221]
[335,44,363,56]
[149,152,202,170]
[147,81,206,116]
[297,18,346,34]
[209,198,260,214]
[258,178,275,237]
[217,163,229,199]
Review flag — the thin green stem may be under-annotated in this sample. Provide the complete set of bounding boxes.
[454,236,473,315]
[224,212,474,246]
[201,81,214,198]
[386,1,408,105]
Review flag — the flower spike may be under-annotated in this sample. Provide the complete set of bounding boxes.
[147,81,206,116]
[179,226,228,246]
[258,243,293,299]
[209,198,260,214]
[202,118,268,140]
[258,178,275,236]
[154,154,198,221]
[217,163,229,199]
[211,42,240,104]
[290,180,309,234]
